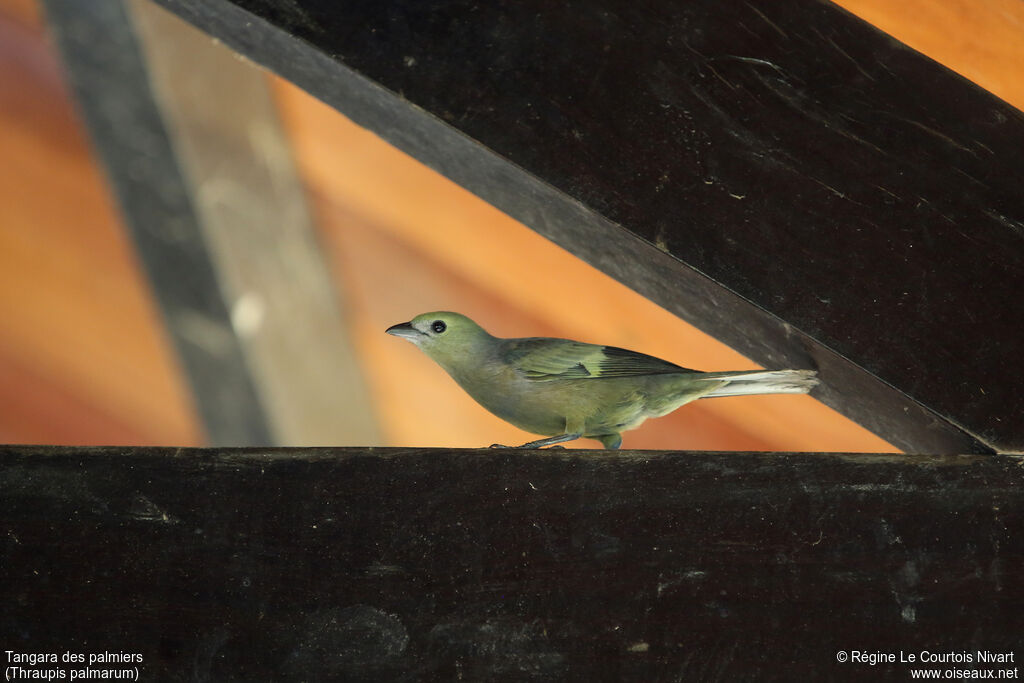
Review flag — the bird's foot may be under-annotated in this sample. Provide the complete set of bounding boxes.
[488,433,582,449]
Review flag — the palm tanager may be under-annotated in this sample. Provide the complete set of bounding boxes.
[386,311,818,449]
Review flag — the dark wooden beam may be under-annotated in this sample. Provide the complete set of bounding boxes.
[145,0,1024,454]
[2,445,1022,679]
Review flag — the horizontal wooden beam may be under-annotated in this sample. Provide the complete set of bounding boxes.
[144,0,1024,454]
[3,445,1021,679]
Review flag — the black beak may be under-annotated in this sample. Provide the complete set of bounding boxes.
[385,322,423,340]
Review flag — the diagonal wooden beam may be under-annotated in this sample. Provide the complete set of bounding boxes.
[145,0,1024,454]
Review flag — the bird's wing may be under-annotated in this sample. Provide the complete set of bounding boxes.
[503,338,695,381]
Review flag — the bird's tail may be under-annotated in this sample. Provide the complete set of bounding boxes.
[697,369,818,398]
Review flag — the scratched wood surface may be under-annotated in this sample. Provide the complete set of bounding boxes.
[2,445,1021,680]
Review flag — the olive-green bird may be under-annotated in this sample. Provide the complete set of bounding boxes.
[386,311,818,449]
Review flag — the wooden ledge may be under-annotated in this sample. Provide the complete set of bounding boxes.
[3,445,1021,679]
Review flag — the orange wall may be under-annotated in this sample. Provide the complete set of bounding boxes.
[833,0,1024,113]
[1,0,1018,449]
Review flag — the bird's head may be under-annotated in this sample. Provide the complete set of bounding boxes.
[386,311,494,366]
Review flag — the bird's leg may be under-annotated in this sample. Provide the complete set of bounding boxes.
[490,433,583,449]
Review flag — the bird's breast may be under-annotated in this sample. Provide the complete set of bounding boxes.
[446,364,576,436]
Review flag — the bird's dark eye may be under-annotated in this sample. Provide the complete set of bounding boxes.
[431,320,447,334]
